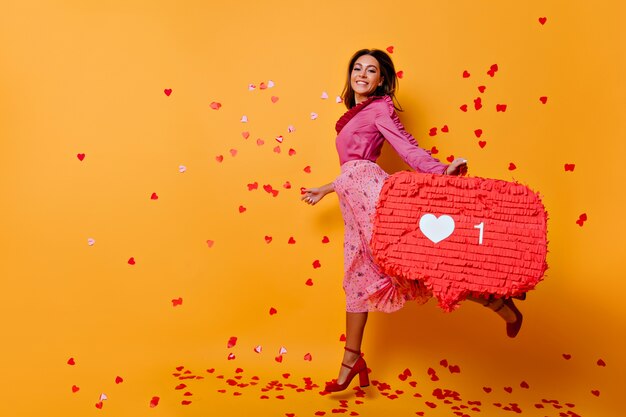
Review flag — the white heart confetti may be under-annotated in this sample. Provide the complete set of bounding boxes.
[99,393,108,401]
[275,135,283,143]
[248,84,256,91]
[179,165,186,173]
[268,80,275,88]
[241,115,248,123]
[254,345,262,353]
[87,238,95,246]
[287,125,295,133]
[419,214,455,244]
[336,96,343,103]
[279,346,287,355]
[310,112,318,120]
[321,91,328,99]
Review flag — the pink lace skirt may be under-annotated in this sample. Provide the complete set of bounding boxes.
[333,160,432,313]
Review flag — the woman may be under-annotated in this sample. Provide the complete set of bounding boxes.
[301,49,522,393]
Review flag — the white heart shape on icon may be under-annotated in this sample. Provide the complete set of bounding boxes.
[419,214,455,244]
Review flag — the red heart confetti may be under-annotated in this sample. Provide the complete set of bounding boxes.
[149,396,160,408]
[257,138,265,146]
[67,357,76,365]
[227,337,238,348]
[271,96,279,103]
[259,82,267,89]
[483,387,492,393]
[474,129,483,138]
[449,365,461,373]
[339,334,346,342]
[305,278,314,286]
[441,125,449,133]
[478,85,486,93]
[228,353,236,360]
[304,166,311,173]
[508,162,517,171]
[230,149,237,157]
[115,376,123,384]
[478,141,487,148]
[312,260,321,269]
[440,359,448,367]
[460,104,468,112]
[446,155,455,163]
[474,97,482,110]
[564,163,575,171]
[520,380,529,389]
[273,146,281,153]
[539,96,548,104]
[304,353,313,361]
[563,353,572,360]
[77,153,85,161]
[238,205,247,213]
[283,181,291,189]
[429,127,437,136]
[396,70,404,78]
[172,298,183,307]
[496,104,507,112]
[247,182,259,191]
[462,70,470,78]
[322,236,330,243]
[210,102,222,110]
[539,17,547,25]
[504,387,513,393]
[151,192,159,200]
[430,146,438,154]
[72,385,80,393]
[265,236,273,244]
[242,131,250,139]
[269,307,277,315]
[181,400,192,405]
[288,148,296,156]
[128,257,136,265]
[288,237,296,244]
[591,390,600,397]
[175,383,187,390]
[597,359,606,367]
[487,64,499,77]
[386,46,394,53]
[576,213,587,227]
[275,355,283,363]
[425,402,437,408]
[164,88,172,96]
[215,155,224,163]
[95,401,103,409]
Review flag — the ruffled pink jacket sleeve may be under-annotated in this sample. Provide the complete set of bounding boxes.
[374,96,447,174]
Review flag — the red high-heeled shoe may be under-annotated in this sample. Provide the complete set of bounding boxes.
[324,347,370,393]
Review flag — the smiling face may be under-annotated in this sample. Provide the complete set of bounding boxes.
[350,54,383,104]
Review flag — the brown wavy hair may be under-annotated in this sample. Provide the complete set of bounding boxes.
[341,48,402,110]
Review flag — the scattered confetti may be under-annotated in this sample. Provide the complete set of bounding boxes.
[478,141,487,148]
[597,359,606,367]
[254,345,262,353]
[304,166,311,173]
[396,70,404,78]
[268,80,275,88]
[115,376,124,384]
[77,153,85,161]
[386,46,394,53]
[238,206,247,213]
[478,85,486,93]
[460,104,468,112]
[539,17,547,25]
[312,260,321,269]
[429,127,437,136]
[128,257,136,265]
[487,64,499,77]
[474,97,482,110]
[164,88,172,96]
[474,129,483,138]
[72,385,80,393]
[462,70,470,78]
[508,162,517,171]
[151,192,159,200]
[305,278,314,286]
[242,131,250,139]
[276,135,284,143]
[441,125,449,133]
[336,96,343,103]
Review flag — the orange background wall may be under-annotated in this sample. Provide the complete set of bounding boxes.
[1,1,624,416]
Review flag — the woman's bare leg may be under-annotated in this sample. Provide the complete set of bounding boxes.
[336,311,368,384]
[466,295,517,323]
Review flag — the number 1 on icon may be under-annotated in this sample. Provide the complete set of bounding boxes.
[474,222,484,244]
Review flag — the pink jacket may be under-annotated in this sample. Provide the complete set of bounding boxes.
[335,95,447,174]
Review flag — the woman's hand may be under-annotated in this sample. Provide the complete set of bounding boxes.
[446,158,468,176]
[301,183,334,206]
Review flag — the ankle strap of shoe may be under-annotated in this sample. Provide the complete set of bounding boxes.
[344,346,361,355]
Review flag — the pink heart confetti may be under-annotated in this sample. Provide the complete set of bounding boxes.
[304,353,312,361]
[321,91,329,99]
[288,237,296,244]
[238,206,247,213]
[248,84,256,91]
[271,96,279,103]
[304,166,311,173]
[310,112,318,120]
[268,80,275,88]
[256,138,265,146]
[336,96,343,103]
[179,165,186,173]
[460,104,468,112]
[322,236,330,243]
[265,236,273,243]
[229,149,237,157]
[474,129,483,138]
[275,135,284,143]
[279,346,288,355]
[228,353,236,360]
[241,115,248,122]
[430,146,438,154]
[474,97,482,110]
[446,155,455,163]
[87,238,95,246]
[429,127,437,136]
[487,64,499,77]
[215,155,224,163]
[339,334,346,342]
[206,239,214,248]
[288,148,296,156]
[242,131,250,139]
[283,181,291,189]
[275,355,283,363]
[95,401,103,409]
[273,146,281,153]
[478,140,487,148]
[210,102,222,110]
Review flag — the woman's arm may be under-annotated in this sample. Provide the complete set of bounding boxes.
[301,182,335,206]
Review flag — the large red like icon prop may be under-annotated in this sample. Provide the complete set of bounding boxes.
[371,172,548,312]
